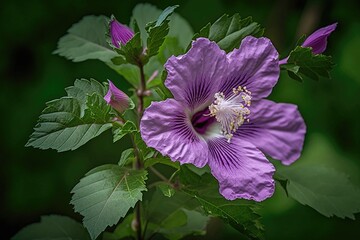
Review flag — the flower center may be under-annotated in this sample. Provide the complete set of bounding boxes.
[191,108,216,135]
[208,86,251,142]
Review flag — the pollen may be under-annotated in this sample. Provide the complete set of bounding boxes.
[208,86,251,142]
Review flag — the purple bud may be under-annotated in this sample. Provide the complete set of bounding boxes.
[104,80,130,113]
[302,23,337,54]
[279,23,337,65]
[109,17,134,48]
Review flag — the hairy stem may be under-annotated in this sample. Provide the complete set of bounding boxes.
[133,62,147,240]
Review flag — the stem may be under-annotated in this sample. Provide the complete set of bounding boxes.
[149,166,169,182]
[137,62,147,120]
[133,61,147,240]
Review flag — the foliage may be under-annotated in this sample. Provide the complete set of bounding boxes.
[16,2,360,240]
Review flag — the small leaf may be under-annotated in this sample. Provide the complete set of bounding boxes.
[71,164,148,240]
[54,15,117,63]
[130,3,193,50]
[190,14,264,52]
[145,6,178,62]
[277,165,360,219]
[113,121,138,143]
[158,182,176,197]
[154,5,179,27]
[26,79,113,152]
[118,148,135,167]
[284,46,334,81]
[12,215,90,240]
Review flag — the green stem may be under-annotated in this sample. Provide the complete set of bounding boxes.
[149,166,169,182]
[133,61,147,240]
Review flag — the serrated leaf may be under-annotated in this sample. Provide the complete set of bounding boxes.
[180,166,264,240]
[144,6,178,62]
[26,79,113,152]
[113,121,138,143]
[116,32,143,66]
[277,165,360,219]
[11,215,90,240]
[130,3,193,50]
[71,164,148,240]
[284,46,334,81]
[54,15,117,63]
[26,96,112,152]
[190,14,264,52]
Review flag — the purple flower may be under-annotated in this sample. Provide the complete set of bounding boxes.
[104,80,130,113]
[109,16,134,48]
[279,23,337,65]
[140,37,306,201]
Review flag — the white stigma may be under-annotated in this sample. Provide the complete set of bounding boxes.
[208,86,251,142]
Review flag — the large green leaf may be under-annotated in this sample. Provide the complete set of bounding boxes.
[12,215,90,240]
[54,15,117,62]
[277,165,360,219]
[26,79,113,152]
[191,14,264,52]
[71,164,148,240]
[180,166,264,240]
[282,46,334,81]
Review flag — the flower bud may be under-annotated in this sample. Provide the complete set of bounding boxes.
[109,16,134,48]
[104,80,130,113]
[279,23,337,65]
[302,23,337,54]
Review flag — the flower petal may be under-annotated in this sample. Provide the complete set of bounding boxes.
[207,137,275,201]
[222,36,279,99]
[140,99,208,167]
[165,38,227,110]
[302,23,337,54]
[238,99,306,165]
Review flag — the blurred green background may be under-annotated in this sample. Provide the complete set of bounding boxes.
[1,0,360,239]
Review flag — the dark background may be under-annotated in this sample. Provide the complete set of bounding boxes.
[1,0,360,239]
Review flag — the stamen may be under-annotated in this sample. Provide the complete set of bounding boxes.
[208,86,251,142]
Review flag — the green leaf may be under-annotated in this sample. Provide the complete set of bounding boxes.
[283,46,335,81]
[190,14,264,52]
[130,3,193,50]
[144,156,180,169]
[146,189,208,240]
[54,15,117,63]
[153,5,179,27]
[113,121,138,143]
[277,165,360,219]
[12,215,90,240]
[102,214,135,240]
[118,148,135,167]
[158,182,176,197]
[71,164,148,240]
[180,166,264,240]
[144,6,178,62]
[116,32,143,66]
[26,79,113,152]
